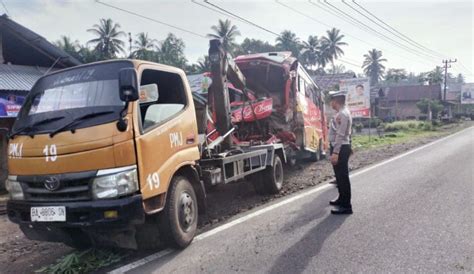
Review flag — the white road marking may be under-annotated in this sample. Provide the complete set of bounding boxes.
[109,126,472,273]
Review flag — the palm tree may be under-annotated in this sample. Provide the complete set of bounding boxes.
[322,28,347,67]
[87,18,126,59]
[275,30,301,58]
[132,32,157,60]
[301,35,320,70]
[362,49,387,85]
[207,19,241,53]
[427,66,443,85]
[316,42,331,69]
[196,55,211,73]
[55,36,79,56]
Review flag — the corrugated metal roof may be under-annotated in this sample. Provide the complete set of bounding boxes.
[0,64,48,91]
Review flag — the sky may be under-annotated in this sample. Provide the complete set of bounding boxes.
[2,0,473,81]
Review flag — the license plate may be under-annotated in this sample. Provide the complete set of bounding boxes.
[31,206,66,222]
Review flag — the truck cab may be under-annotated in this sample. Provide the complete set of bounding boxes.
[6,60,205,249]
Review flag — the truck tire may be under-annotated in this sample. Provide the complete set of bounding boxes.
[263,154,284,194]
[159,176,198,248]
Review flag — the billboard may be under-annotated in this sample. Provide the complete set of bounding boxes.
[339,78,371,118]
[461,83,474,104]
[0,93,25,118]
[187,73,212,94]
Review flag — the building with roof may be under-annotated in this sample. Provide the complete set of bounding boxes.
[377,84,442,120]
[0,14,81,188]
[0,14,80,119]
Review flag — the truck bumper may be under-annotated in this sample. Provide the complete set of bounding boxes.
[7,194,145,227]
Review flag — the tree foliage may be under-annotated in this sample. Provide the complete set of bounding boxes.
[207,19,241,53]
[416,98,444,118]
[87,18,126,60]
[362,49,387,85]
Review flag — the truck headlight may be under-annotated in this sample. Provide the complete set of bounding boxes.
[5,176,24,200]
[92,166,138,199]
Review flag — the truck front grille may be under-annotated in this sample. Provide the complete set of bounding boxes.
[18,171,96,202]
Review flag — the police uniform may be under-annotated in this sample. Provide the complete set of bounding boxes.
[328,91,353,214]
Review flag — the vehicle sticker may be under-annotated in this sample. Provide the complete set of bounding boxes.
[8,143,23,158]
[42,144,57,162]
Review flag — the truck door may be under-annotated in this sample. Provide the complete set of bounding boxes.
[133,67,200,211]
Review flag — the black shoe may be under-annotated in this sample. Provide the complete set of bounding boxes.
[329,199,342,206]
[331,206,353,215]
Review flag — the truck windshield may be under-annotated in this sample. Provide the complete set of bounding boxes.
[12,61,133,136]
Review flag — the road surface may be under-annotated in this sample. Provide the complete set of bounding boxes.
[117,127,473,273]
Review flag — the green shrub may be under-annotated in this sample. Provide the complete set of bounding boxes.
[423,123,433,131]
[384,120,424,132]
[354,123,363,132]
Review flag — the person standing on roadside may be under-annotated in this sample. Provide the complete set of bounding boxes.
[328,91,353,215]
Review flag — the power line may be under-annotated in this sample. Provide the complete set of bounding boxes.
[95,0,206,39]
[351,0,447,59]
[190,0,249,27]
[322,0,440,62]
[342,0,442,60]
[204,0,280,37]
[1,0,10,16]
[204,0,359,68]
[279,0,436,68]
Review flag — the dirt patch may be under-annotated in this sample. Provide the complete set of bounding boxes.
[0,121,470,273]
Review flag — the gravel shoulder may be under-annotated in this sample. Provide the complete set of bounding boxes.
[0,121,471,273]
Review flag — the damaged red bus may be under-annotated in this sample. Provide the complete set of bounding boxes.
[189,51,328,164]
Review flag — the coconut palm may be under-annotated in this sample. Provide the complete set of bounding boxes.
[362,49,387,85]
[301,35,320,70]
[132,32,158,60]
[322,28,347,66]
[427,66,443,85]
[276,30,301,58]
[207,19,241,53]
[87,18,126,59]
[196,55,211,73]
[55,36,79,56]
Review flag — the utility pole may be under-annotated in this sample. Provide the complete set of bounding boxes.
[442,59,457,101]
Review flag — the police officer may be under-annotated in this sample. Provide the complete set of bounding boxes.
[328,91,353,215]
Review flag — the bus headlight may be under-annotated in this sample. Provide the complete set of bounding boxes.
[5,176,24,200]
[92,166,138,199]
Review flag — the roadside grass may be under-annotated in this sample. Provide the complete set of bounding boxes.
[35,248,130,274]
[352,121,448,150]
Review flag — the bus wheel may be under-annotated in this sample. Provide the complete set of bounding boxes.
[159,176,198,248]
[263,154,284,194]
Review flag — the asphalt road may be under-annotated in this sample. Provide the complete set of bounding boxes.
[122,127,473,273]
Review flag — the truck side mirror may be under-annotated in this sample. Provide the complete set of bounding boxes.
[119,68,139,102]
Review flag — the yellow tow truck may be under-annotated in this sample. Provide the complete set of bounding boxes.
[5,40,288,249]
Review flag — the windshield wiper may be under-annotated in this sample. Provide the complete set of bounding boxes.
[10,116,66,139]
[49,111,115,137]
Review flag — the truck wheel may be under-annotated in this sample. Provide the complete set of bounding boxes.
[263,154,284,194]
[159,176,198,248]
